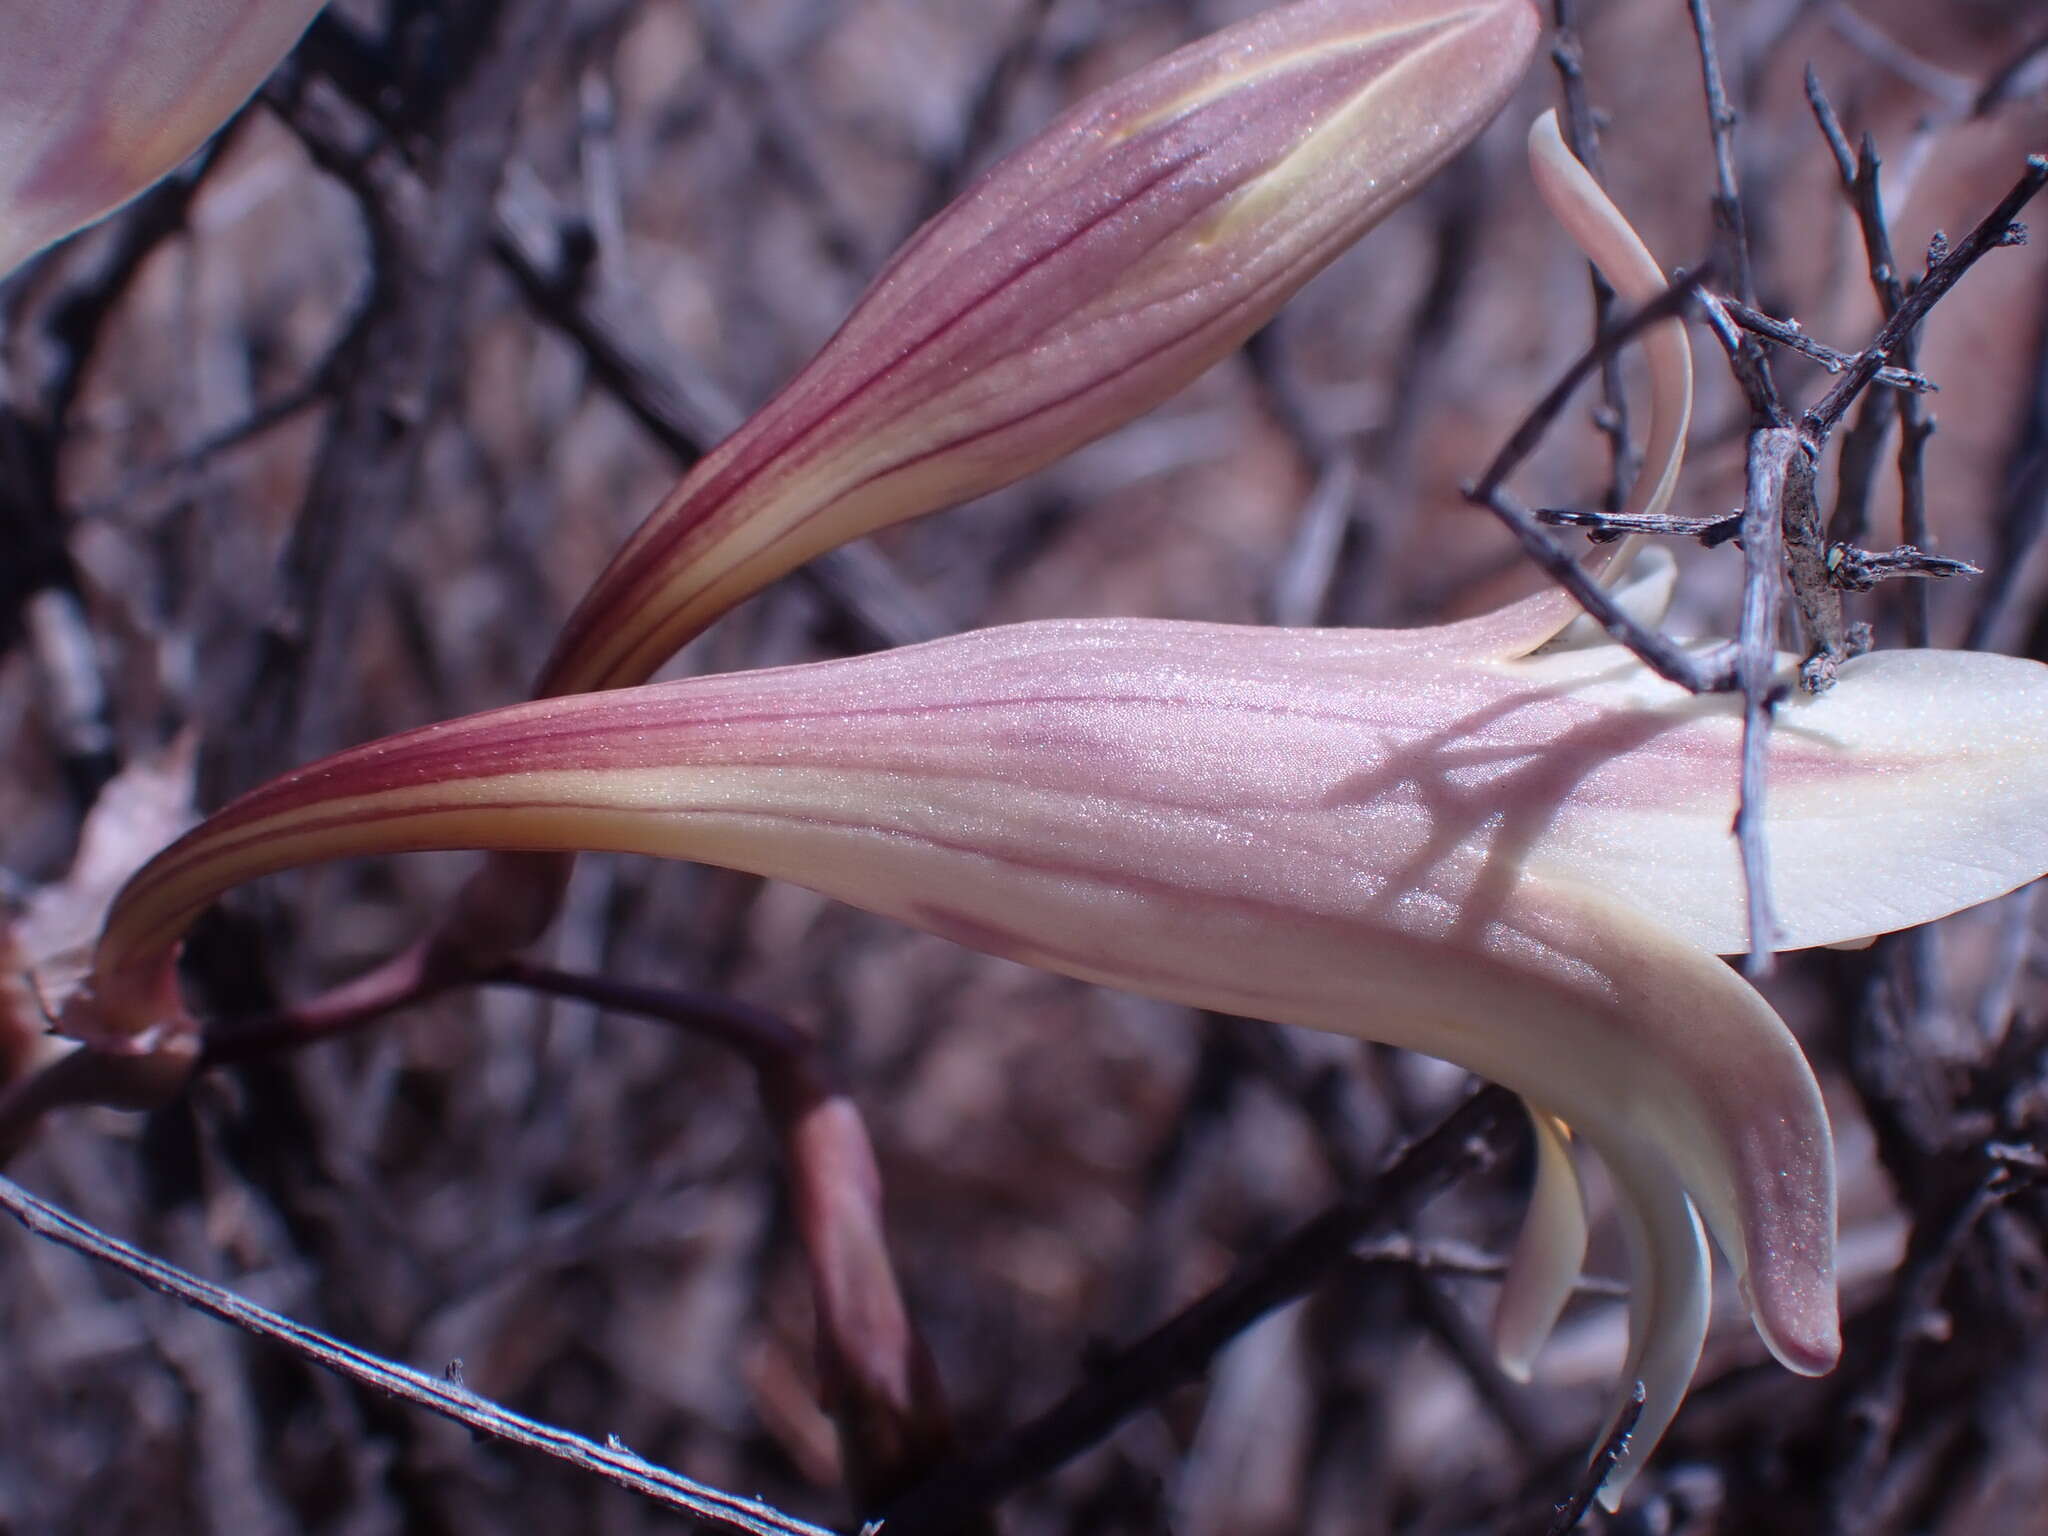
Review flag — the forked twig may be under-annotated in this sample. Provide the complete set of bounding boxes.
[1804,154,2048,440]
[1463,272,1735,695]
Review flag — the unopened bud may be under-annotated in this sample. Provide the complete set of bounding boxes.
[0,1,326,277]
[542,0,1540,695]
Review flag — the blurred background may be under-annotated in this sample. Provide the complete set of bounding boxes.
[3,0,2047,1531]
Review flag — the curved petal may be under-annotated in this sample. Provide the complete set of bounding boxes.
[1492,1100,1588,1383]
[1595,1143,1711,1510]
[65,616,1851,1486]
[1526,110,1693,525]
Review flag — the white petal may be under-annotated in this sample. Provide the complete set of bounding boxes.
[1507,644,2048,954]
[1493,1100,1588,1382]
[1595,1145,1711,1511]
[1527,110,1693,525]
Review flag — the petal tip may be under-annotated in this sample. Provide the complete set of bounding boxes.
[1743,1270,1841,1377]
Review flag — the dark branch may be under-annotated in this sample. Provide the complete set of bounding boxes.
[1463,270,1735,694]
[0,1174,837,1536]
[1829,543,1980,591]
[1804,154,2048,441]
[876,1085,1523,1536]
[1538,506,1739,544]
[1547,1382,1646,1536]
[1685,0,1782,422]
[1719,297,1932,393]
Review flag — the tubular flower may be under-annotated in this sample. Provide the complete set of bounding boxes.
[0,0,326,279]
[437,0,1543,968]
[537,0,1541,698]
[55,603,2048,1496]
[29,7,2042,1508]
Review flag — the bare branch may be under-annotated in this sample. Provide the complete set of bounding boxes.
[1804,155,2048,441]
[0,1174,837,1536]
[1548,1382,1646,1536]
[1685,0,1783,422]
[876,1085,1524,1536]
[1719,298,1932,393]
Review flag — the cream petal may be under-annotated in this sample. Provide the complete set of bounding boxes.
[1499,643,2048,955]
[1492,1100,1588,1383]
[1594,1144,1712,1510]
[1526,110,1693,525]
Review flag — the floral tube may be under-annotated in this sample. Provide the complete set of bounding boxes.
[57,607,2048,1494]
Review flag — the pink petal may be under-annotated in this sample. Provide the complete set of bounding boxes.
[0,0,324,276]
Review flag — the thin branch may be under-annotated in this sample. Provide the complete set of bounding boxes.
[1719,298,1932,393]
[1823,1166,2011,1535]
[1827,544,1979,589]
[1470,480,1736,693]
[876,1085,1524,1536]
[1539,506,1738,543]
[1550,0,1637,509]
[0,1174,836,1536]
[1694,285,1782,413]
[1685,0,1782,422]
[1463,270,1735,694]
[1471,273,1706,500]
[210,955,965,1522]
[1804,155,2048,441]
[1805,72,1935,640]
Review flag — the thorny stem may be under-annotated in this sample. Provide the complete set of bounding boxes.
[1548,1381,1647,1536]
[0,1174,837,1536]
[1804,155,2048,441]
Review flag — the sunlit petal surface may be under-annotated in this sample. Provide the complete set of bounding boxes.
[68,611,2048,1485]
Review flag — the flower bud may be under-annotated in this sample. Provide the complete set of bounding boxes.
[540,0,1541,695]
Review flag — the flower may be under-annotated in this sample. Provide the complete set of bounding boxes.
[57,594,2048,1497]
[0,0,326,279]
[441,0,1545,966]
[538,0,1542,697]
[25,1,2047,1506]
